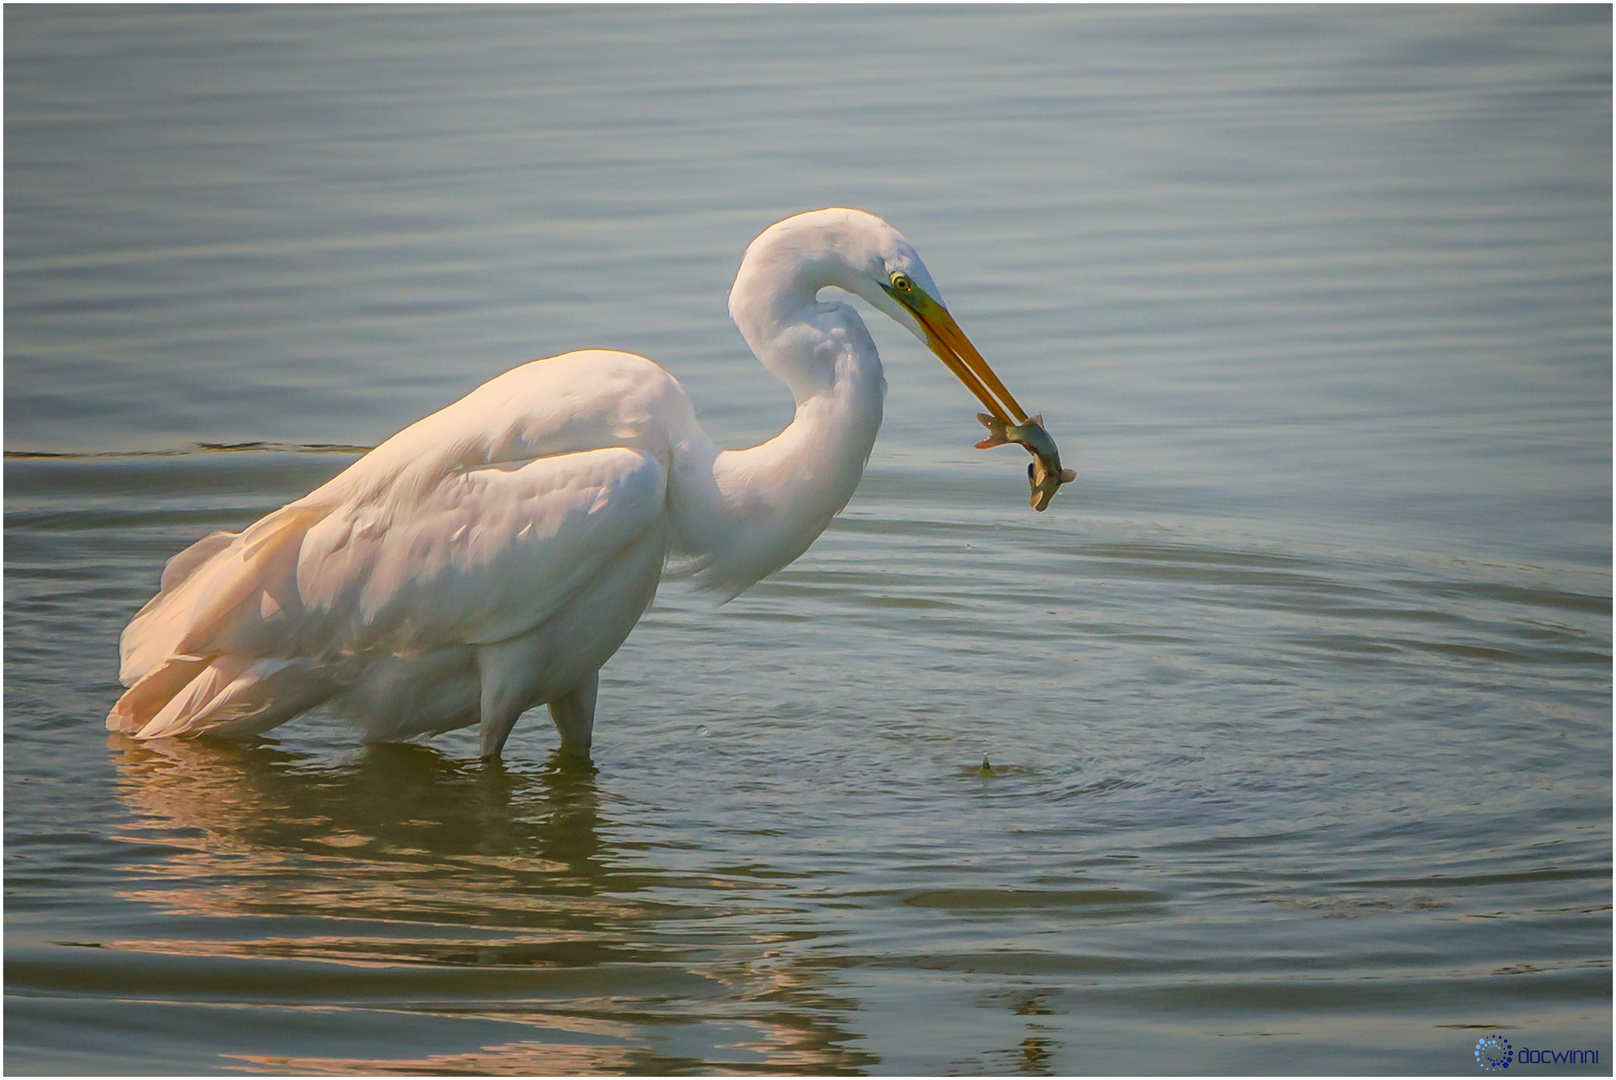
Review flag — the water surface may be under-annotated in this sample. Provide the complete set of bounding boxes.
[6,6,1611,1074]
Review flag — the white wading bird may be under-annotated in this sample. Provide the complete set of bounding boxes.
[109,208,1057,759]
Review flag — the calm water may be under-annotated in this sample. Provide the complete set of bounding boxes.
[6,5,1611,1074]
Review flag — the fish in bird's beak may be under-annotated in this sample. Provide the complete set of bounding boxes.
[883,272,1075,512]
[974,413,1077,512]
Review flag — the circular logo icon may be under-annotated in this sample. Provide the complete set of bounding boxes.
[1475,1036,1512,1070]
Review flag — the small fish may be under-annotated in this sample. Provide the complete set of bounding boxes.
[975,413,1076,512]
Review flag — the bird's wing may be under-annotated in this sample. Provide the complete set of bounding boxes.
[120,351,690,683]
[121,445,669,685]
[295,445,669,654]
[302,351,688,513]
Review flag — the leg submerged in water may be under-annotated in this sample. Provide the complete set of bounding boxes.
[475,631,603,760]
[547,672,599,759]
[475,636,540,760]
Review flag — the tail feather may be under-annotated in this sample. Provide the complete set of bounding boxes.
[107,655,212,733]
[158,530,235,594]
[115,499,336,741]
[122,656,334,741]
[120,504,324,685]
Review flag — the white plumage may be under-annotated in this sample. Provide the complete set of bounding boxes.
[110,208,1031,758]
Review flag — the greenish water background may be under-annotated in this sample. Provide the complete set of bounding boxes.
[6,5,1610,1074]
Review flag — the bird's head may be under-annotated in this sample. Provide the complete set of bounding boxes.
[732,207,1027,427]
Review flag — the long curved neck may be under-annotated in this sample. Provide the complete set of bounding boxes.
[669,286,885,599]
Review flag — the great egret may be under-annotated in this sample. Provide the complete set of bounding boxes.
[109,208,1066,759]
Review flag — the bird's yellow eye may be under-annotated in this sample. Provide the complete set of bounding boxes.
[891,273,913,293]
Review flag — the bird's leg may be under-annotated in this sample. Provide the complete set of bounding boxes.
[475,640,537,760]
[547,671,599,759]
[478,699,523,761]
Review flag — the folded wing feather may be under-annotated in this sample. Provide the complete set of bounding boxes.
[111,444,668,740]
[110,351,685,742]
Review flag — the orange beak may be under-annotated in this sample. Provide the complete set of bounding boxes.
[888,283,1028,425]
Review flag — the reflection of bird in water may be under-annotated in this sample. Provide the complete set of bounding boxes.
[113,739,618,927]
[106,737,881,1074]
[109,208,1042,759]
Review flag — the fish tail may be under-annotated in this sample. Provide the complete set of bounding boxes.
[974,413,1011,449]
